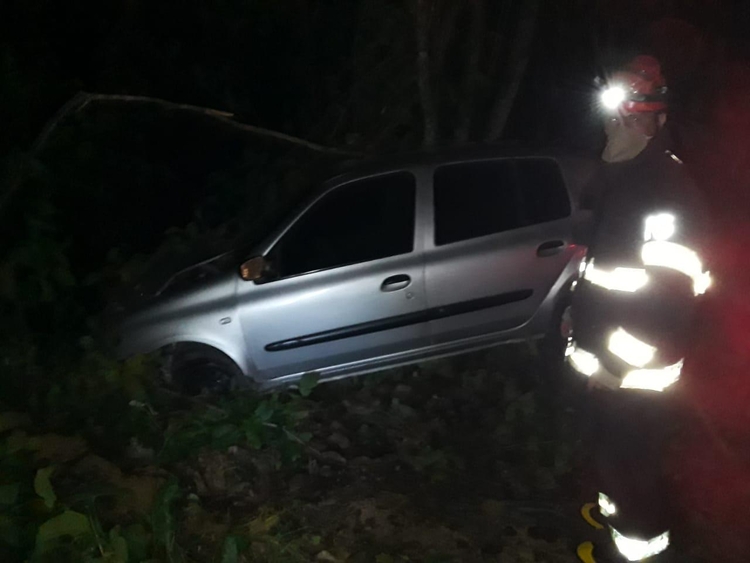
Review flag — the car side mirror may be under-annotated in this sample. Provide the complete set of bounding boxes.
[239,256,267,281]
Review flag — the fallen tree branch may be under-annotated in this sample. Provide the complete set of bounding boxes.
[74,92,361,157]
[0,90,361,217]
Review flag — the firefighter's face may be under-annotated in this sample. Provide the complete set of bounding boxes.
[606,110,666,137]
[602,111,665,163]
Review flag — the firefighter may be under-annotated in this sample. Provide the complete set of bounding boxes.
[565,56,712,562]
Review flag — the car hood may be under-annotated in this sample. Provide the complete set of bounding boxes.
[112,241,239,311]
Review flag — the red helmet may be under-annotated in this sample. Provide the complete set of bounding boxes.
[601,55,669,113]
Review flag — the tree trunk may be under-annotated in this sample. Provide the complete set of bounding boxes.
[414,0,438,147]
[455,0,486,143]
[432,0,461,78]
[485,0,540,141]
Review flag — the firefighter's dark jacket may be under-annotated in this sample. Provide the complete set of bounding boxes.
[580,130,709,267]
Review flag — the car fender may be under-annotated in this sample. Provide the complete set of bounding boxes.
[119,329,256,381]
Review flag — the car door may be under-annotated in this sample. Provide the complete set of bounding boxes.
[237,170,429,382]
[424,157,576,345]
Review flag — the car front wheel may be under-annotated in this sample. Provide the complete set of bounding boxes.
[166,344,249,395]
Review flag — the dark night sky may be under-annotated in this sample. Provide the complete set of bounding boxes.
[2,0,750,263]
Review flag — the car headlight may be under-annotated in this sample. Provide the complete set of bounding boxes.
[607,327,657,368]
[620,359,683,392]
[610,526,670,561]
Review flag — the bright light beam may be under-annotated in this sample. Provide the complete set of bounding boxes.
[601,86,626,110]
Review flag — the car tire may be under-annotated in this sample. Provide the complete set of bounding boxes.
[166,344,250,396]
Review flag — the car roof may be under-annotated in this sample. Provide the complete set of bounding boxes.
[324,144,593,188]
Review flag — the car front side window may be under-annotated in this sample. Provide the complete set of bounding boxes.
[269,171,416,279]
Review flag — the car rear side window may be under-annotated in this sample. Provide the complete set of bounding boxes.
[274,172,416,278]
[433,160,522,246]
[516,158,571,223]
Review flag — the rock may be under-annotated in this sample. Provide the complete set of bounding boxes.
[196,450,230,493]
[393,384,412,400]
[183,465,209,495]
[9,432,89,463]
[72,455,164,516]
[327,432,351,450]
[481,499,506,521]
[0,412,31,433]
[390,401,417,418]
[320,465,333,478]
[344,400,377,416]
[316,550,338,562]
[288,473,310,494]
[319,450,347,466]
[126,438,155,462]
[182,501,229,542]
[308,458,320,476]
[309,438,329,452]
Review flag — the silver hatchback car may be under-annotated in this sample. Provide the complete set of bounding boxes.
[119,149,591,391]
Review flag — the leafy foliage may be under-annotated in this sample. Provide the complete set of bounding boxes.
[151,478,183,562]
[33,468,56,510]
[159,393,312,465]
[298,372,320,398]
[34,510,92,555]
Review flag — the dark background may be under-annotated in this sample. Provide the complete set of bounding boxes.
[1,1,750,560]
[3,0,750,267]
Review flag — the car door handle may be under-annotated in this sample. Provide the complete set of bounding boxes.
[381,274,411,292]
[537,240,566,257]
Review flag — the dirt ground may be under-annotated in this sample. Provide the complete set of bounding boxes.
[170,344,702,563]
[13,342,725,562]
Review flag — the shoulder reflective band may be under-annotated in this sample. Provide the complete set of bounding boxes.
[640,240,711,295]
[584,260,649,293]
